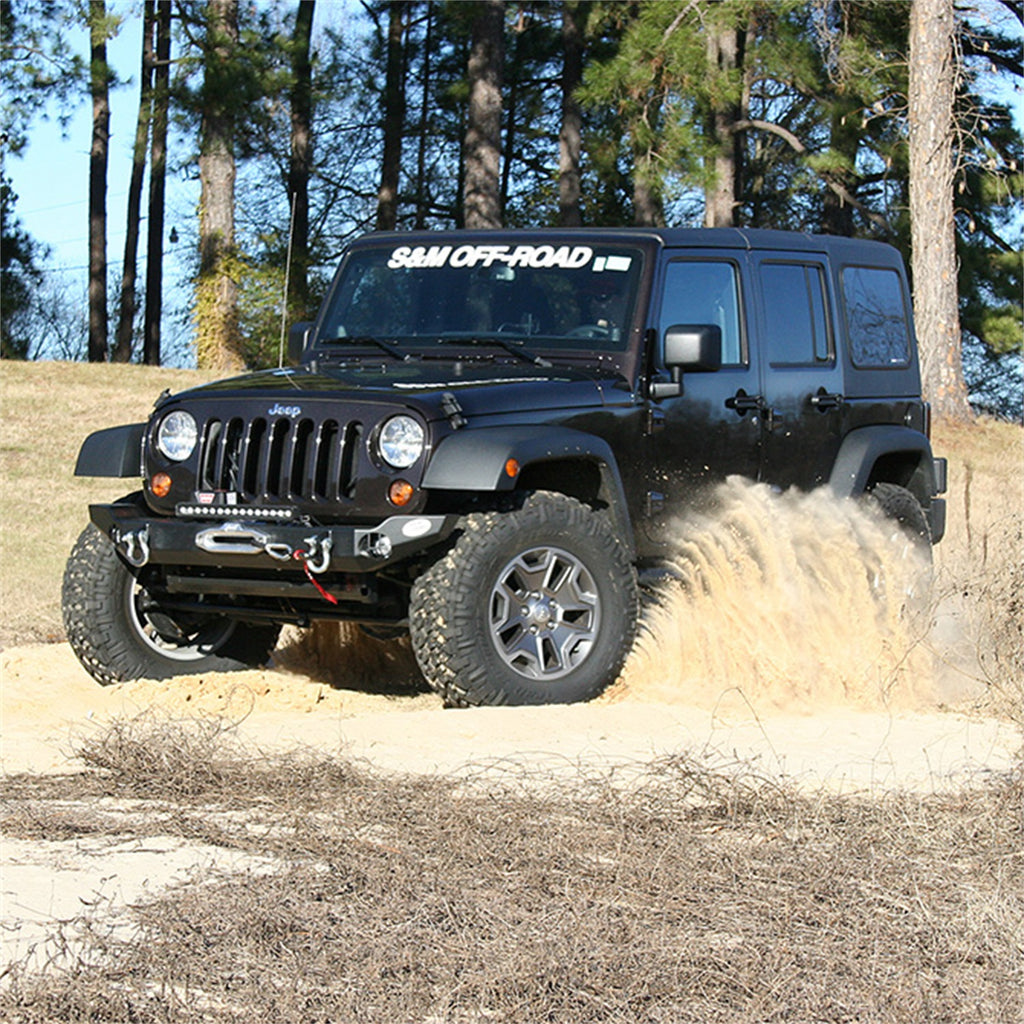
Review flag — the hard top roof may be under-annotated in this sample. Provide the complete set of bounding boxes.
[355,227,903,267]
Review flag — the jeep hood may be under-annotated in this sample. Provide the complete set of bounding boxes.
[160,362,625,420]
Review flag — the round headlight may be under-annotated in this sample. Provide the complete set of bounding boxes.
[378,415,425,469]
[156,410,198,462]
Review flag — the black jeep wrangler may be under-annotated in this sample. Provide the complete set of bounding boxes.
[64,228,947,706]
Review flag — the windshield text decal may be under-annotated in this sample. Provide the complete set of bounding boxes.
[387,244,594,271]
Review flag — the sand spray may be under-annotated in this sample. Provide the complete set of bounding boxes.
[610,477,942,712]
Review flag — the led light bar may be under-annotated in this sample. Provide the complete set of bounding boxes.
[176,504,296,521]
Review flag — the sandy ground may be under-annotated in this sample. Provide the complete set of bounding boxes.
[2,641,1017,791]
[2,639,1020,979]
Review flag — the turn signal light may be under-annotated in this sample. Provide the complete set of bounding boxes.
[151,472,172,498]
[505,458,520,479]
[389,479,415,507]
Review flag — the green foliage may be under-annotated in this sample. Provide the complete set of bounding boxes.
[0,0,87,154]
[952,19,1023,357]
[0,174,45,358]
[234,256,329,370]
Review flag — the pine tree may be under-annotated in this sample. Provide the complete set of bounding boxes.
[195,0,244,371]
[910,0,971,419]
[463,0,505,228]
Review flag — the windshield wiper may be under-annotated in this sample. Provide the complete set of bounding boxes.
[324,335,414,361]
[435,335,551,367]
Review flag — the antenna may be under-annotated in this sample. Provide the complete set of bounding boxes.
[278,191,298,369]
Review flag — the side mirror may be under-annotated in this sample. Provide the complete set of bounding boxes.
[664,323,722,372]
[288,321,314,364]
[650,324,722,399]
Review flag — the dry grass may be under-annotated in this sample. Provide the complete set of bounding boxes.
[1,716,1022,1023]
[931,417,1024,718]
[0,361,220,645]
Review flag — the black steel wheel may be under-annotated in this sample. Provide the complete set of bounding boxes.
[409,492,638,706]
[62,525,281,687]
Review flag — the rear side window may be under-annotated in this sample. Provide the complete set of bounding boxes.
[659,260,744,365]
[842,266,911,368]
[761,262,832,366]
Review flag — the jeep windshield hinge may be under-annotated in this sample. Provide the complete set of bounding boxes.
[441,391,467,429]
[645,405,666,435]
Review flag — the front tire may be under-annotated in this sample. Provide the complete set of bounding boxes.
[62,525,281,687]
[409,492,639,706]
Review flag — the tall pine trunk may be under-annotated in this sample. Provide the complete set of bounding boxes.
[632,159,664,227]
[558,0,585,227]
[375,0,405,232]
[196,0,242,371]
[87,2,110,363]
[113,1,155,363]
[703,23,743,228]
[909,0,971,420]
[143,0,170,366]
[413,1,434,229]
[463,0,504,230]
[289,0,315,316]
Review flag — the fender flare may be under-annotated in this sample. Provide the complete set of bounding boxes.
[422,426,634,557]
[828,425,939,500]
[75,423,146,478]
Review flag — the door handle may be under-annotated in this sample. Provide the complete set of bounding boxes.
[809,388,844,412]
[725,389,764,414]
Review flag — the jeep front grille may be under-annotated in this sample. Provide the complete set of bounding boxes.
[198,416,363,504]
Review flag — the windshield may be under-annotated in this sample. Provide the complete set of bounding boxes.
[316,241,644,356]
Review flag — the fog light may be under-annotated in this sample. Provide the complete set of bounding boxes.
[389,480,414,507]
[151,472,172,498]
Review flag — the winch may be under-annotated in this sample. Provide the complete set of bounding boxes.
[195,522,333,573]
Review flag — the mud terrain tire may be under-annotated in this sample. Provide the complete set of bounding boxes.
[868,482,932,556]
[409,492,638,707]
[63,525,281,686]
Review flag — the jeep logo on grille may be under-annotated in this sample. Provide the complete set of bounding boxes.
[269,403,301,418]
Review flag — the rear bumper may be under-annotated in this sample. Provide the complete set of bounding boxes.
[89,502,459,573]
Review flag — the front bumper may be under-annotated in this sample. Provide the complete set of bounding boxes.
[90,502,460,573]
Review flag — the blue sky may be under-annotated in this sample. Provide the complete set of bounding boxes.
[8,10,201,361]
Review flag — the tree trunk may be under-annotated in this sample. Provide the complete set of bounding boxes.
[197,0,243,372]
[462,0,504,230]
[558,0,585,227]
[113,2,155,363]
[413,1,434,229]
[704,23,743,228]
[144,0,170,366]
[289,0,315,316]
[632,156,664,227]
[375,0,405,232]
[87,2,110,363]
[908,0,971,420]
[500,24,520,215]
[821,95,859,237]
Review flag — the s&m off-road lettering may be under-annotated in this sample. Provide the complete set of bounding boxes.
[387,244,594,270]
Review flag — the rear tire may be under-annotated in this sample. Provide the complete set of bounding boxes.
[62,525,281,687]
[868,482,932,558]
[409,492,638,707]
